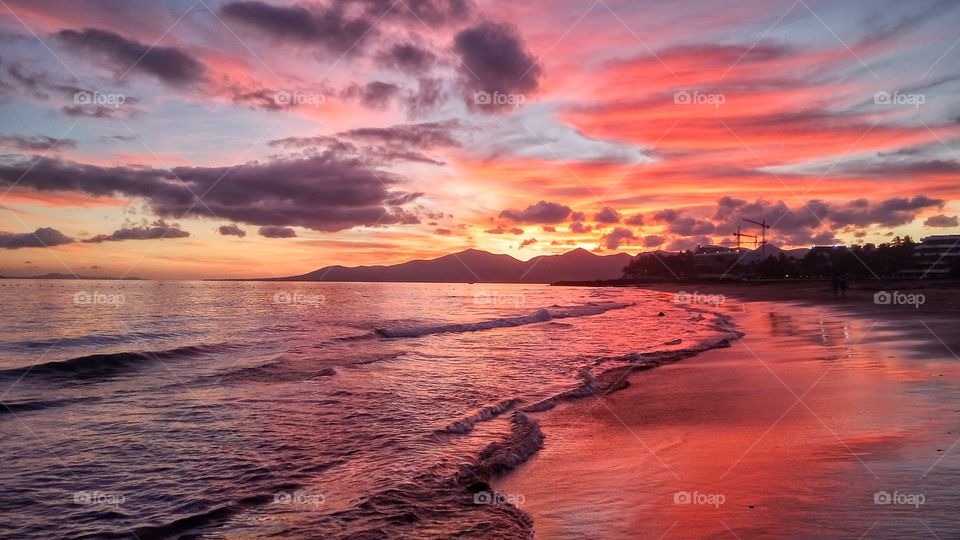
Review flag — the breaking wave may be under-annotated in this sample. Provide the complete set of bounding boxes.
[375,302,633,339]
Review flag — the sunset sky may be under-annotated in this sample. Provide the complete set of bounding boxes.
[1,0,959,278]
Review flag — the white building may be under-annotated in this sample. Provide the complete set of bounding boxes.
[904,235,960,278]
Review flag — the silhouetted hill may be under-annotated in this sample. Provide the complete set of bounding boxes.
[0,273,142,280]
[275,248,633,283]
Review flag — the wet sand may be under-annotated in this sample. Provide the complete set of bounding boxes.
[495,295,960,538]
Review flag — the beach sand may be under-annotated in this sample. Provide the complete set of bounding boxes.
[495,294,960,538]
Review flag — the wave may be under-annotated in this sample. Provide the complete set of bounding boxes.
[458,411,545,486]
[0,343,236,383]
[375,302,633,339]
[524,333,740,414]
[522,368,630,413]
[1,330,190,351]
[314,411,541,538]
[437,398,522,435]
[0,396,100,415]
[117,486,298,540]
[211,359,337,385]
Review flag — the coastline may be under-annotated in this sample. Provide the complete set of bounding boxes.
[493,291,960,538]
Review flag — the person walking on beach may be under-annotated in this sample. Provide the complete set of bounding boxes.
[831,274,847,298]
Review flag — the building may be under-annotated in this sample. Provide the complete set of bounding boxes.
[904,235,960,279]
[691,245,746,278]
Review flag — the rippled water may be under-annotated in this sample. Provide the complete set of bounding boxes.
[0,281,735,538]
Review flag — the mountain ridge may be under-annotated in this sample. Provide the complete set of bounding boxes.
[272,248,634,283]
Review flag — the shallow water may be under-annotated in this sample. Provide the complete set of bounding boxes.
[0,281,733,538]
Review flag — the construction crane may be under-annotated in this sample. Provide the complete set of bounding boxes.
[743,218,770,246]
[732,225,757,250]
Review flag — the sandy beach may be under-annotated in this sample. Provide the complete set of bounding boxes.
[495,292,960,538]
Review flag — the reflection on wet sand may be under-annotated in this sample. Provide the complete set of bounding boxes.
[496,300,960,538]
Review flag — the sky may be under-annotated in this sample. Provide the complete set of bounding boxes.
[0,0,958,279]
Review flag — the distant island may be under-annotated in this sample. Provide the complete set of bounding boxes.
[0,273,144,280]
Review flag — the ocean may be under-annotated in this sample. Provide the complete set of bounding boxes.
[0,281,735,538]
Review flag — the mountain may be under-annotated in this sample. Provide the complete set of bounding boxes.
[736,243,812,264]
[0,273,142,280]
[274,248,634,283]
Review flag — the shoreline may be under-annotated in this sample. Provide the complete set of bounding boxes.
[493,291,960,538]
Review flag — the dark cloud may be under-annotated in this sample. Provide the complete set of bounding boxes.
[569,221,592,233]
[270,120,460,165]
[56,28,205,86]
[519,237,537,248]
[453,21,541,109]
[377,43,437,72]
[654,208,716,235]
[810,231,840,245]
[499,200,572,223]
[485,224,523,235]
[542,225,556,232]
[594,206,621,224]
[259,226,296,238]
[221,1,373,53]
[0,134,77,152]
[570,211,586,221]
[653,208,680,223]
[268,135,353,151]
[228,81,332,112]
[625,214,645,226]
[403,77,446,115]
[434,227,452,235]
[676,195,945,247]
[5,61,79,99]
[218,223,247,237]
[713,196,745,221]
[85,220,189,243]
[835,159,960,179]
[668,216,716,235]
[666,235,715,251]
[353,0,473,26]
[0,227,73,249]
[3,61,141,118]
[62,103,140,119]
[925,214,959,227]
[643,234,665,248]
[101,134,138,143]
[230,88,285,111]
[0,152,421,232]
[340,120,460,149]
[826,196,943,227]
[601,227,637,250]
[341,81,401,110]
